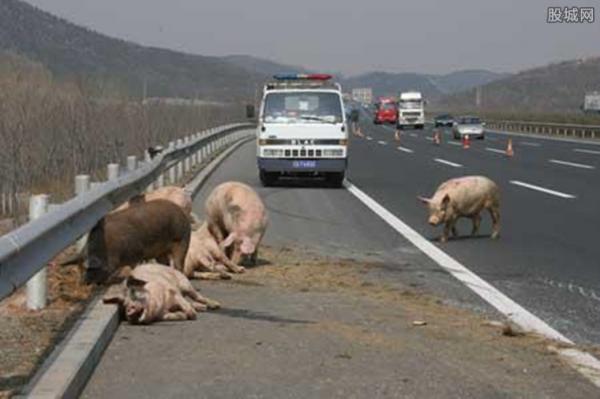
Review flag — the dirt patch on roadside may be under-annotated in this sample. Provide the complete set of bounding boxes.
[240,246,596,379]
[0,248,95,398]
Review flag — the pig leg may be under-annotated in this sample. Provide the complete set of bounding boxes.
[162,311,189,321]
[180,284,221,310]
[489,207,501,239]
[173,292,197,319]
[171,240,189,272]
[192,271,227,280]
[218,252,245,274]
[472,214,482,236]
[441,222,451,243]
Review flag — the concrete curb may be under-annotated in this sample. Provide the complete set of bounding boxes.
[17,130,254,399]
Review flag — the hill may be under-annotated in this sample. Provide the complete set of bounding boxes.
[222,55,309,77]
[437,57,600,113]
[342,69,505,100]
[0,0,263,100]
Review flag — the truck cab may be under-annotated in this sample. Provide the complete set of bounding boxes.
[257,74,348,187]
[397,91,425,129]
[373,97,398,125]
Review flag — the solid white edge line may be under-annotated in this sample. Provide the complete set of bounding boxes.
[549,159,595,169]
[397,146,414,153]
[343,180,600,387]
[434,158,463,168]
[510,180,576,199]
[574,149,600,155]
[487,128,600,146]
[485,147,506,154]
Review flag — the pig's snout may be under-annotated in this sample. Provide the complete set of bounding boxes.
[126,302,144,322]
[428,215,442,226]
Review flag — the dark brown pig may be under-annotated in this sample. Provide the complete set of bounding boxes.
[66,199,191,283]
[418,175,500,243]
[103,263,219,324]
[184,222,245,280]
[205,182,268,265]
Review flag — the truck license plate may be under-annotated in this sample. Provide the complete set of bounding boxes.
[292,160,316,169]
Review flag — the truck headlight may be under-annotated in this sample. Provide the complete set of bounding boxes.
[263,149,284,157]
[322,149,344,157]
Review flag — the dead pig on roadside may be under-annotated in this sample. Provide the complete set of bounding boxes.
[418,175,500,243]
[103,263,220,324]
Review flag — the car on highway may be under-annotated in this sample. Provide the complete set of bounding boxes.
[452,116,486,140]
[434,114,454,127]
[373,97,398,125]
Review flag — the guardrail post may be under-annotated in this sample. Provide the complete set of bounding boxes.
[26,194,49,310]
[127,155,137,172]
[176,139,184,181]
[184,136,191,174]
[107,163,120,181]
[75,175,91,254]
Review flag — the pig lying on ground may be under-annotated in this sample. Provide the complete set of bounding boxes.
[205,182,268,265]
[103,263,220,324]
[184,222,245,280]
[62,199,191,284]
[114,186,200,224]
[418,175,500,243]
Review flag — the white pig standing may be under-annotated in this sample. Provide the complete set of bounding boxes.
[205,182,268,265]
[184,222,245,280]
[103,263,220,324]
[418,175,500,243]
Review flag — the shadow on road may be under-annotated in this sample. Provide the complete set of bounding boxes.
[215,307,315,325]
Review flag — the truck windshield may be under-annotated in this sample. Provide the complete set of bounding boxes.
[380,102,396,110]
[263,92,343,124]
[399,100,422,110]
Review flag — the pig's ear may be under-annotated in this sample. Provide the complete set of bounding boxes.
[220,232,237,249]
[441,194,451,210]
[103,283,126,304]
[417,196,431,205]
[126,276,146,288]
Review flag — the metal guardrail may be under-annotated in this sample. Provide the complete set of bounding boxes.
[0,123,254,301]
[485,120,600,140]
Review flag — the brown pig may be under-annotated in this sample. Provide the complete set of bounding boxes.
[205,182,268,265]
[103,263,220,324]
[184,222,245,280]
[63,199,191,284]
[114,186,199,223]
[418,175,500,243]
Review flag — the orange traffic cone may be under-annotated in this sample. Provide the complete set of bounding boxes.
[506,138,514,157]
[462,134,470,149]
[433,130,441,145]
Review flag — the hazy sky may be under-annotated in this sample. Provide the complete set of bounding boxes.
[24,0,600,76]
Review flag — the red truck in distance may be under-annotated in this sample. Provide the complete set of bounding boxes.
[373,97,398,125]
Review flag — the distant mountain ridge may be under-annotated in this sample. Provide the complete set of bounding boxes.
[0,0,263,100]
[436,57,600,113]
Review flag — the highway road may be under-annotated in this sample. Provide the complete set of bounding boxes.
[351,118,600,344]
[82,132,600,398]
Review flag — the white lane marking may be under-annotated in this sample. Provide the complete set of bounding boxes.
[366,136,373,141]
[549,159,595,170]
[344,181,600,387]
[447,141,462,146]
[425,137,434,141]
[485,147,506,154]
[574,148,600,155]
[510,180,576,199]
[410,133,418,138]
[521,141,541,147]
[434,158,463,168]
[378,140,387,145]
[397,146,414,153]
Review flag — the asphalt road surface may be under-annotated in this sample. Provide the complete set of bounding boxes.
[352,117,600,344]
[81,133,599,398]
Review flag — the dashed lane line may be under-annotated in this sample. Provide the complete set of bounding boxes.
[434,158,463,168]
[549,159,595,170]
[510,180,576,199]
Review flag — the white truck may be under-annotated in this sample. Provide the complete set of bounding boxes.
[256,74,348,187]
[397,91,425,129]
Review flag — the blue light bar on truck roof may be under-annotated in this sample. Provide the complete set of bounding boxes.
[273,73,333,81]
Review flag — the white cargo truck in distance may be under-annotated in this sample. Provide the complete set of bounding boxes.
[583,92,600,114]
[257,74,348,187]
[397,91,425,129]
